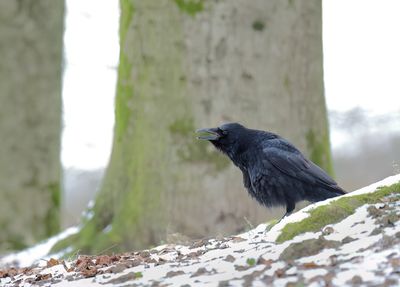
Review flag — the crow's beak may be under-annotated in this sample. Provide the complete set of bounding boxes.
[196,127,221,140]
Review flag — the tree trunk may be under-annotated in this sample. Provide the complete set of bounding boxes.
[60,0,332,253]
[0,0,64,251]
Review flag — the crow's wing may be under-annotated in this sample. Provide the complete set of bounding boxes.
[262,139,343,192]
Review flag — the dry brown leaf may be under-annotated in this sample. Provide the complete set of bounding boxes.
[231,237,246,243]
[302,262,321,269]
[257,257,273,267]
[390,258,400,267]
[35,273,52,281]
[95,255,113,266]
[46,258,60,267]
[61,261,73,272]
[165,270,185,278]
[274,268,285,278]
[81,266,98,278]
[224,255,236,263]
[75,256,95,272]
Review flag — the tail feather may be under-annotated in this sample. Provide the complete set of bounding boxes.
[307,185,346,203]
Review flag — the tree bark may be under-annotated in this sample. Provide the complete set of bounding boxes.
[0,0,64,251]
[59,0,332,253]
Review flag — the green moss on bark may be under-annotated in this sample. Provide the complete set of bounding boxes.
[174,0,204,16]
[115,52,133,140]
[169,117,194,135]
[115,0,134,140]
[120,0,134,38]
[276,182,400,243]
[252,20,265,31]
[169,118,230,172]
[52,210,116,254]
[44,182,61,236]
[179,141,230,172]
[50,233,79,255]
[8,236,29,250]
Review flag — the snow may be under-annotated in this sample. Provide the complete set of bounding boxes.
[1,174,400,286]
[302,268,328,278]
[0,226,80,268]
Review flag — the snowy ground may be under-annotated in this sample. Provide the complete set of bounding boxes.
[1,175,399,287]
[0,227,80,268]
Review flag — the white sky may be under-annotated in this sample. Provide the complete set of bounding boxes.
[323,0,400,114]
[61,0,400,170]
[61,0,119,169]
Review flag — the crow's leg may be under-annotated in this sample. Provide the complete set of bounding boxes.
[264,201,296,233]
[277,200,295,223]
[276,212,291,225]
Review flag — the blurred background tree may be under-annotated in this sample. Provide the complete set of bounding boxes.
[0,0,64,251]
[57,0,331,253]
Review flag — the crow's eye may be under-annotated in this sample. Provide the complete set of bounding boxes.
[218,128,227,136]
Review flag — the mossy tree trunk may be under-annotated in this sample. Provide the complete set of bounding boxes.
[61,0,332,253]
[0,0,64,251]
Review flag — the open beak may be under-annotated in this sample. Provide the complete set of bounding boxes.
[196,127,221,141]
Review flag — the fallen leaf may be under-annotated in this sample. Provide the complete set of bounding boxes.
[47,258,60,267]
[75,256,95,272]
[189,239,208,249]
[190,267,207,277]
[302,262,321,269]
[390,258,400,267]
[322,226,334,235]
[62,261,73,272]
[5,268,18,277]
[108,263,126,274]
[224,255,236,263]
[231,237,246,243]
[96,255,110,266]
[165,270,185,278]
[104,272,143,284]
[81,266,97,278]
[186,251,199,259]
[349,275,363,285]
[35,273,52,281]
[234,265,250,271]
[139,251,150,258]
[275,268,285,278]
[257,257,273,267]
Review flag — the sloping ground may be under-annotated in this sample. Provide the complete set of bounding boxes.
[1,175,400,287]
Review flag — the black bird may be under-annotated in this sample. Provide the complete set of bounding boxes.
[196,123,345,221]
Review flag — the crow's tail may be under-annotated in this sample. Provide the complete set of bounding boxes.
[308,185,346,203]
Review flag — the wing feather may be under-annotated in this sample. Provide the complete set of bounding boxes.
[262,139,344,193]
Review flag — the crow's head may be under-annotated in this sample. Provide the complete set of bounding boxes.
[196,122,249,158]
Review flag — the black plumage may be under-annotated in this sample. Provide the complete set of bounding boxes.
[196,123,345,220]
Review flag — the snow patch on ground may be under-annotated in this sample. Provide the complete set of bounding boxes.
[0,226,80,268]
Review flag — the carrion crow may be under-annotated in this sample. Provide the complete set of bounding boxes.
[196,123,346,221]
